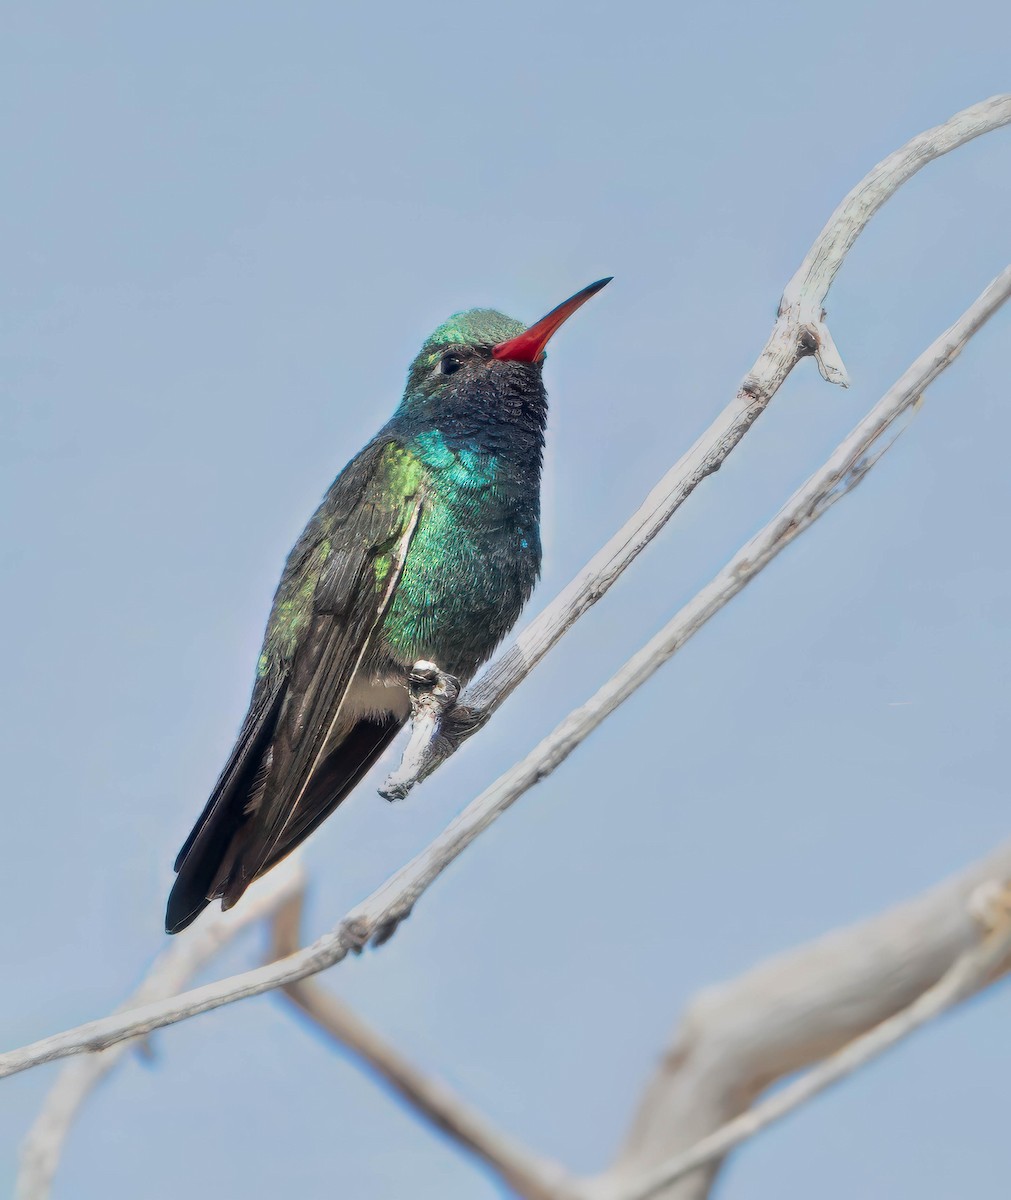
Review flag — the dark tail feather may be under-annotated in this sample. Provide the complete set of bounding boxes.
[165,744,270,933]
[219,712,403,910]
[165,791,249,934]
[166,712,402,934]
[165,681,287,935]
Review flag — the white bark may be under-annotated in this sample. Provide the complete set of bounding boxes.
[585,851,1011,1200]
[266,856,1011,1200]
[607,910,1011,1200]
[1,265,1006,1080]
[8,98,1011,1200]
[261,858,1011,1200]
[15,860,305,1200]
[383,94,1011,795]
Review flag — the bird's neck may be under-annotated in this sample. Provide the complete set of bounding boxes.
[406,423,544,495]
[396,386,548,477]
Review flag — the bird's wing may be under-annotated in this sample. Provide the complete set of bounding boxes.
[230,438,425,887]
[168,436,425,928]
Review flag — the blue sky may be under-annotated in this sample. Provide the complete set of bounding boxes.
[2,3,1010,1197]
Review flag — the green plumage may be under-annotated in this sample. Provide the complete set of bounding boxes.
[257,310,540,683]
[167,286,607,933]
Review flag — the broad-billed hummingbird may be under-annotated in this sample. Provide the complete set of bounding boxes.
[166,278,611,933]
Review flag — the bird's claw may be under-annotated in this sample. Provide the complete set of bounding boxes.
[409,661,439,686]
[407,660,460,706]
[379,661,460,801]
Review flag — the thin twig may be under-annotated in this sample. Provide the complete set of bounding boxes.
[270,894,570,1200]
[0,266,1006,1080]
[384,94,1011,794]
[586,883,1011,1200]
[15,860,305,1200]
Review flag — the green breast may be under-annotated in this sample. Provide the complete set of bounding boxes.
[378,432,540,679]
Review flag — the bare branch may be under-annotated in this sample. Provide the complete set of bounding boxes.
[583,864,1011,1200]
[1,264,1005,1080]
[15,860,305,1200]
[270,894,570,1200]
[384,93,1011,795]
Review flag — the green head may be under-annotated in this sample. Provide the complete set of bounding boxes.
[396,279,612,428]
[403,308,525,397]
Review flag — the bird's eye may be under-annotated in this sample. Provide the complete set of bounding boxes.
[440,353,462,376]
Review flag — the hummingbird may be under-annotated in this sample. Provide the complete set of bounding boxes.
[165,277,611,933]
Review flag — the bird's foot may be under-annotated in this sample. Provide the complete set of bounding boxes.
[379,660,461,801]
[407,659,460,707]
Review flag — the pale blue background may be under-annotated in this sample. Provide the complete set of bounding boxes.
[2,3,1010,1197]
